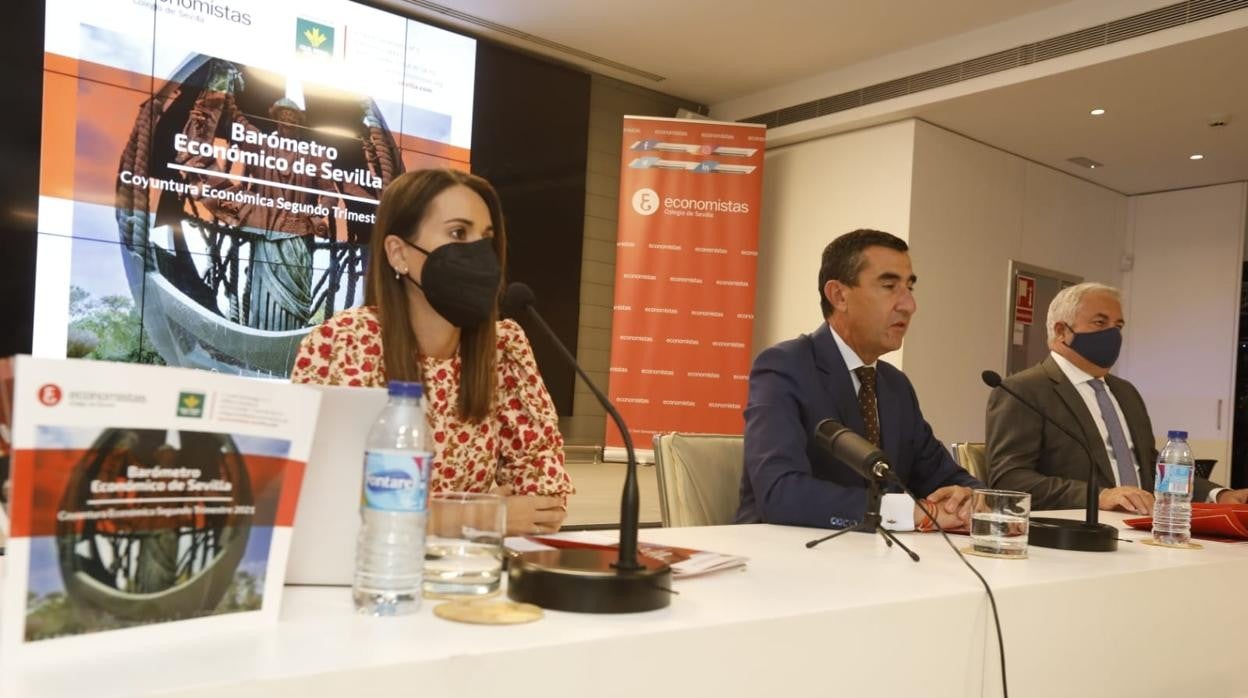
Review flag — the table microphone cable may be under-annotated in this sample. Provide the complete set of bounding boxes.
[909,493,1008,698]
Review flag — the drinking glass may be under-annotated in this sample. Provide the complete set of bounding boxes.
[969,489,1031,557]
[423,492,506,597]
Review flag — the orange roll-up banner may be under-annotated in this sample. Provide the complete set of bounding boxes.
[604,116,766,457]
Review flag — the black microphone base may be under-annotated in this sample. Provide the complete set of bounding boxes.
[507,548,672,613]
[1028,517,1118,552]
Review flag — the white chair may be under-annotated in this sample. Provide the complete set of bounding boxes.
[951,442,989,483]
[651,433,745,527]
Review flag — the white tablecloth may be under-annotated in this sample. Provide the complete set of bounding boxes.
[1,511,1245,698]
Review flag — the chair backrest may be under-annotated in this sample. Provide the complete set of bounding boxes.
[952,442,989,483]
[651,432,745,527]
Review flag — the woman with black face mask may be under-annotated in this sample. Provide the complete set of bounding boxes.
[292,169,572,536]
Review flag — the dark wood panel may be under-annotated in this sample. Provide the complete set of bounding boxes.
[471,41,590,417]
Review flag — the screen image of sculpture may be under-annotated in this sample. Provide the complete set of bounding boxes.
[36,0,477,377]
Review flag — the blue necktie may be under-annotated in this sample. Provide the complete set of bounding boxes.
[1088,379,1139,488]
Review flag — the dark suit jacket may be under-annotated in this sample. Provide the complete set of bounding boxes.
[986,355,1216,509]
[735,323,980,528]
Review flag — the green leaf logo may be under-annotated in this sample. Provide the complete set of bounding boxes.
[304,27,328,48]
[177,392,206,418]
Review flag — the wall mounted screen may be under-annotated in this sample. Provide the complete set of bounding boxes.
[35,0,476,376]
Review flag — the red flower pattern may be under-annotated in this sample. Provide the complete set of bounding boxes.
[291,306,572,499]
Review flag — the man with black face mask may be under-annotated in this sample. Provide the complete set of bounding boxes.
[986,282,1248,512]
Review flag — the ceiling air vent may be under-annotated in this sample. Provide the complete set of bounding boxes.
[1190,0,1247,21]
[960,47,1025,79]
[1106,3,1189,42]
[743,0,1248,129]
[908,64,962,92]
[816,92,864,117]
[862,77,910,105]
[1030,25,1107,62]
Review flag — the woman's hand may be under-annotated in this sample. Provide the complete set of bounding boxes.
[497,485,567,536]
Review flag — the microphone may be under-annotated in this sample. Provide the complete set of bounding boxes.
[500,282,536,318]
[814,419,898,484]
[981,370,1117,552]
[804,420,919,560]
[500,282,671,612]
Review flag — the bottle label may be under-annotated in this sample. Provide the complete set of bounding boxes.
[362,451,431,512]
[1156,463,1193,495]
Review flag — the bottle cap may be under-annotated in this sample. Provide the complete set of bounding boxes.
[387,381,423,399]
[1167,430,1187,440]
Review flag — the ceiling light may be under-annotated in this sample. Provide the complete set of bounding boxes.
[1090,108,1106,116]
[1189,154,1205,160]
[1067,156,1104,169]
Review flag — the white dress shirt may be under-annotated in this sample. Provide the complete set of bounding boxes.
[1050,351,1221,501]
[829,326,916,530]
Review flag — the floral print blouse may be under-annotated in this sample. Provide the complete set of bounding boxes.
[291,306,572,498]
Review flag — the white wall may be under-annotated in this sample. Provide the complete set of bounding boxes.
[905,121,1128,444]
[752,119,1128,447]
[753,120,916,359]
[1119,183,1247,487]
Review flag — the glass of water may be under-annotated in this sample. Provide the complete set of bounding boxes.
[970,489,1031,557]
[424,492,506,597]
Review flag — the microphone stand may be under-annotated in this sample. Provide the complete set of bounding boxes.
[806,468,920,562]
[529,304,642,570]
[505,299,671,613]
[984,371,1117,553]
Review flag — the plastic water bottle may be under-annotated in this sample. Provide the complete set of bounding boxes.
[1151,430,1194,546]
[353,381,432,615]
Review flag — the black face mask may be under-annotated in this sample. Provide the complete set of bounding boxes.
[1065,325,1122,369]
[399,237,501,328]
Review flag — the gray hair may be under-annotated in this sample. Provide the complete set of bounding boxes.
[1046,282,1122,343]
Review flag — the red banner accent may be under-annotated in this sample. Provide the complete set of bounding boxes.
[1015,274,1036,325]
[8,446,302,538]
[605,117,766,448]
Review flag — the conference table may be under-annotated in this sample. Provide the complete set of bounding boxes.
[1,511,1245,698]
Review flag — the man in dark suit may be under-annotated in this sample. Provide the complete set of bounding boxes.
[736,230,980,530]
[986,282,1248,512]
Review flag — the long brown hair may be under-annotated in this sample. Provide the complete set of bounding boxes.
[365,169,507,421]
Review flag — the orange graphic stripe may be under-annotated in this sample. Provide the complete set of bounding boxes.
[9,447,305,537]
[40,72,79,201]
[400,133,470,164]
[8,449,35,537]
[45,53,154,93]
[400,149,470,173]
[43,51,468,161]
[275,460,307,529]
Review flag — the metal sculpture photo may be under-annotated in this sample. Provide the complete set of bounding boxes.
[23,427,288,641]
[113,55,405,376]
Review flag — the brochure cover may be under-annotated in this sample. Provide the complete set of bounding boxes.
[1,356,320,654]
[508,532,747,578]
